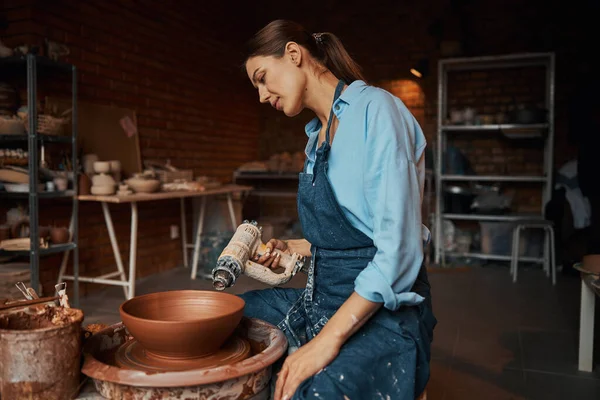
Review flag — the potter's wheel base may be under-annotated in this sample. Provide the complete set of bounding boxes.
[115,335,251,372]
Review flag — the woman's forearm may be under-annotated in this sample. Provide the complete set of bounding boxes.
[317,292,382,348]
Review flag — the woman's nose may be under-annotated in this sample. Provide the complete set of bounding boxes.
[258,86,269,103]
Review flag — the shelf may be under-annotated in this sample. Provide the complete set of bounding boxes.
[440,124,548,132]
[439,52,553,71]
[0,190,75,199]
[445,251,543,263]
[441,175,547,182]
[442,213,543,222]
[0,134,72,143]
[0,55,73,73]
[0,242,76,257]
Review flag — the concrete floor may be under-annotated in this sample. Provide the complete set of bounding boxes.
[78,264,600,399]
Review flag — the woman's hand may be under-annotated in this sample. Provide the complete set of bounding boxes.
[274,335,340,400]
[255,238,290,269]
[254,238,313,269]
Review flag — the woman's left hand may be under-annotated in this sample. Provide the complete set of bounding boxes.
[274,335,341,400]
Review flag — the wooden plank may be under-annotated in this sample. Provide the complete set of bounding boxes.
[77,184,253,203]
[46,97,142,178]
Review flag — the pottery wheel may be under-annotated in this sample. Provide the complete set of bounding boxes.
[115,335,251,372]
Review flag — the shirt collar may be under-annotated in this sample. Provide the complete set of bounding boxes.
[304,80,368,137]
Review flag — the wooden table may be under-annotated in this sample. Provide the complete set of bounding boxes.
[579,273,599,372]
[57,184,252,300]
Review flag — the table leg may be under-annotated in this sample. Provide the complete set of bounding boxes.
[226,193,238,231]
[579,278,595,372]
[180,197,188,268]
[190,196,207,280]
[127,202,138,299]
[101,202,129,298]
[57,211,75,285]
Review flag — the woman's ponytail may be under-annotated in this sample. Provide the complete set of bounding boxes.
[246,20,366,84]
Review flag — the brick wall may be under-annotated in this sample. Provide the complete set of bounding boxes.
[1,0,260,297]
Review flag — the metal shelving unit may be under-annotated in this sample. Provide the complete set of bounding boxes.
[0,54,79,304]
[434,52,555,265]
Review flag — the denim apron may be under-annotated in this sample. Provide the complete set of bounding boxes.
[240,80,436,400]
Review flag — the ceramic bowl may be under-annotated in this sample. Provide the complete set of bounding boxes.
[93,161,111,174]
[125,178,161,193]
[119,290,245,359]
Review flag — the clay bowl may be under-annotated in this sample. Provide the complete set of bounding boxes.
[93,161,111,174]
[125,178,161,193]
[119,290,245,359]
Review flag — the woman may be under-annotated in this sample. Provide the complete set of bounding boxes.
[240,19,436,400]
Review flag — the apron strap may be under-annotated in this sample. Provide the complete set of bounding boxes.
[324,80,346,147]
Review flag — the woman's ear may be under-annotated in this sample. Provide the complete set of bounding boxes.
[284,41,302,66]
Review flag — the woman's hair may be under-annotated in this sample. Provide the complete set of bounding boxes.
[245,19,366,84]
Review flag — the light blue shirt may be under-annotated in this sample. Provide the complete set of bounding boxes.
[304,80,430,311]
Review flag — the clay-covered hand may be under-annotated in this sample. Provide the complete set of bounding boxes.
[274,335,340,400]
[254,238,290,269]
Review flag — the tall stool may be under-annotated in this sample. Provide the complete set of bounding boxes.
[510,220,556,285]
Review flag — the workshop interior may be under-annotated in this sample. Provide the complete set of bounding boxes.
[0,0,599,399]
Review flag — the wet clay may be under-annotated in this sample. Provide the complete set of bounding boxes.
[0,305,81,330]
[115,335,251,372]
[119,290,245,359]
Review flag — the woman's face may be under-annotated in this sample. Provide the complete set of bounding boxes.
[246,46,306,117]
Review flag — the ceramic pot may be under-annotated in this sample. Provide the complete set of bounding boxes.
[83,154,99,175]
[119,290,245,359]
[49,227,69,244]
[79,173,92,195]
[92,173,116,187]
[53,177,68,191]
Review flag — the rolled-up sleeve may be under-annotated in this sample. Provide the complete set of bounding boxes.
[353,96,426,311]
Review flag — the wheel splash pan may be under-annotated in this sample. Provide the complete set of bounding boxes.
[81,317,287,399]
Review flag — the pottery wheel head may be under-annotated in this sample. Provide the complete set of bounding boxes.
[115,334,251,372]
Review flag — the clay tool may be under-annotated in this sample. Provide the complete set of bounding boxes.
[55,282,71,308]
[15,282,33,300]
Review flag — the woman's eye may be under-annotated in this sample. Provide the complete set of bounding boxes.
[259,74,265,84]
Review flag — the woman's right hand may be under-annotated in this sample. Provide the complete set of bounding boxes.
[254,238,290,269]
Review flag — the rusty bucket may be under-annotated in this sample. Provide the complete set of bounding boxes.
[0,304,84,399]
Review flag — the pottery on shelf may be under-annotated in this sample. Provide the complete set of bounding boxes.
[91,171,117,195]
[119,290,245,359]
[109,160,122,182]
[83,154,99,175]
[79,173,92,195]
[92,173,116,187]
[49,226,69,244]
[125,177,161,193]
[93,161,111,174]
[53,176,68,191]
[91,185,116,196]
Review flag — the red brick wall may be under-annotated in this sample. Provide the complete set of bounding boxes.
[1,0,260,297]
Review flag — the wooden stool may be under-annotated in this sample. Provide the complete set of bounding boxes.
[510,220,556,285]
